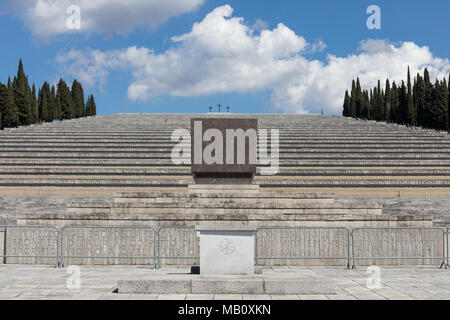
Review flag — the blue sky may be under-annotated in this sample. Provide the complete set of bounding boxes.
[0,0,449,115]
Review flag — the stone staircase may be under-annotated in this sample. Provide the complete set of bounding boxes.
[1,113,450,224]
[16,185,432,229]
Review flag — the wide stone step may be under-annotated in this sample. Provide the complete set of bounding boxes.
[257,179,450,187]
[3,143,450,149]
[2,147,450,154]
[1,159,450,167]
[1,152,450,160]
[110,200,341,208]
[118,276,337,295]
[108,207,381,216]
[23,211,427,223]
[2,137,449,143]
[4,168,449,176]
[1,178,450,187]
[114,191,335,200]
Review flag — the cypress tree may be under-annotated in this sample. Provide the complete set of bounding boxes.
[415,74,425,127]
[442,78,449,131]
[51,85,58,121]
[71,80,85,118]
[86,94,97,116]
[361,90,370,119]
[448,73,450,132]
[390,81,399,122]
[31,83,38,123]
[0,82,6,130]
[423,68,433,128]
[350,80,356,117]
[343,90,350,116]
[431,79,448,131]
[378,80,383,120]
[385,79,391,122]
[355,78,362,117]
[12,59,32,125]
[370,87,377,120]
[407,67,415,126]
[56,79,73,120]
[4,78,20,128]
[38,82,52,122]
[396,81,405,124]
[91,95,96,116]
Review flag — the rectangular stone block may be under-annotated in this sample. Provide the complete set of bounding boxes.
[118,279,191,294]
[196,225,256,275]
[264,278,337,295]
[191,279,264,294]
[188,184,260,194]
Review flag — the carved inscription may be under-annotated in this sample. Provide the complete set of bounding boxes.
[7,228,58,258]
[256,228,348,259]
[353,229,443,258]
[158,228,199,258]
[62,227,155,258]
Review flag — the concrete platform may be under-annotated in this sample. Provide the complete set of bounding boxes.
[118,275,337,295]
[1,265,450,300]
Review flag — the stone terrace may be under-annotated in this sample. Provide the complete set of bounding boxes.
[1,265,449,300]
[0,114,450,223]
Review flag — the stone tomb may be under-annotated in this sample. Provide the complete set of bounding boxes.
[196,225,257,275]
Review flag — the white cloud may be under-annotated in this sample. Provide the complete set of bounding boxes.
[252,19,268,33]
[55,5,450,115]
[307,39,327,53]
[7,0,205,38]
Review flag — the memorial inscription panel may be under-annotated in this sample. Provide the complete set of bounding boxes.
[158,227,199,261]
[62,227,156,265]
[256,228,349,260]
[352,228,444,259]
[191,118,258,174]
[3,227,58,264]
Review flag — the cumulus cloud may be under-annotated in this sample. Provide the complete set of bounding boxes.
[6,0,205,38]
[55,5,450,114]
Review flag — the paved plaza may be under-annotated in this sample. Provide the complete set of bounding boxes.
[0,265,449,300]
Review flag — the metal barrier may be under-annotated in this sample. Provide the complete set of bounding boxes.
[255,227,351,268]
[0,225,447,269]
[0,225,59,267]
[351,227,447,269]
[60,226,157,268]
[446,223,450,268]
[157,226,199,268]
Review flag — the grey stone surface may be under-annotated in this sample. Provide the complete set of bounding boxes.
[197,228,255,275]
[0,113,449,191]
[264,278,337,295]
[0,265,449,300]
[0,113,449,268]
[191,279,264,294]
[195,225,257,232]
[118,279,191,294]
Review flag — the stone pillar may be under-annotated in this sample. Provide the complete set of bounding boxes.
[195,225,257,275]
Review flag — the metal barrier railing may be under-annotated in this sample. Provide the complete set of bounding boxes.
[445,224,450,268]
[351,227,447,269]
[60,226,157,268]
[0,225,59,267]
[0,225,448,269]
[255,227,351,268]
[157,226,199,268]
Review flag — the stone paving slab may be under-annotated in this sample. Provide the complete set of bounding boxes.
[0,265,449,300]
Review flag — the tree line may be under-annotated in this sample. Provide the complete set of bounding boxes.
[0,59,96,130]
[343,67,450,131]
